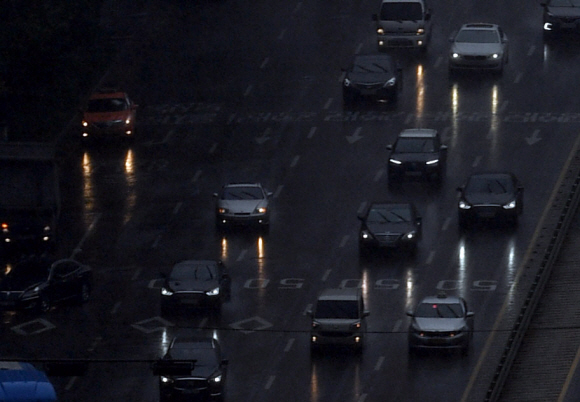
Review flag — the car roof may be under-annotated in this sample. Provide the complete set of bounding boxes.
[318,288,361,301]
[398,128,438,138]
[460,23,499,30]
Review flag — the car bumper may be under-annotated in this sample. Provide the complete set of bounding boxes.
[360,234,417,250]
[449,56,503,71]
[216,213,269,226]
[343,86,397,101]
[311,331,364,347]
[377,35,427,49]
[162,293,222,309]
[389,163,441,180]
[408,331,470,349]
[459,206,517,223]
[82,124,134,140]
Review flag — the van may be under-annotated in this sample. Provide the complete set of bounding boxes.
[372,0,431,51]
[0,362,57,401]
[307,288,369,352]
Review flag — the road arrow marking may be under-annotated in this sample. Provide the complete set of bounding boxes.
[255,127,271,144]
[346,126,363,143]
[526,129,542,145]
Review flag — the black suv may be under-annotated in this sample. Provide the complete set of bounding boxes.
[387,128,447,186]
[541,0,580,38]
[159,334,228,402]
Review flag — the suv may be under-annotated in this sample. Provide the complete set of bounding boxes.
[372,0,431,51]
[307,288,369,352]
[159,334,228,402]
[387,128,447,185]
[541,0,580,37]
[407,292,474,355]
[81,89,137,142]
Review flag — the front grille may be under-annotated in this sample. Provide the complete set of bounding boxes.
[375,233,401,243]
[463,55,488,61]
[319,331,352,338]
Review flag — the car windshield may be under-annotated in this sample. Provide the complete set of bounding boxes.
[466,176,514,194]
[395,138,435,152]
[379,2,423,20]
[367,207,411,223]
[352,58,392,74]
[455,29,500,44]
[171,264,216,281]
[222,186,264,200]
[415,302,464,318]
[549,0,580,6]
[87,98,129,112]
[315,300,359,319]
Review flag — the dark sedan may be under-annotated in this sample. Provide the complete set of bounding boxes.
[457,172,524,229]
[342,54,401,105]
[387,128,447,186]
[358,202,422,255]
[161,260,231,313]
[0,257,92,313]
[159,334,228,402]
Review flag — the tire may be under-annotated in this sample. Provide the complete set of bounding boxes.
[39,296,51,313]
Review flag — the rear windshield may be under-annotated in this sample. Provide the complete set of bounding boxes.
[380,2,423,21]
[315,300,359,319]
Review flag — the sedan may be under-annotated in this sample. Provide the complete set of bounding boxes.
[214,183,272,232]
[358,202,422,255]
[449,23,508,73]
[457,172,524,229]
[81,88,138,142]
[161,260,231,313]
[159,333,228,402]
[542,0,580,38]
[342,54,401,105]
[387,128,447,186]
[407,292,474,355]
[0,257,92,313]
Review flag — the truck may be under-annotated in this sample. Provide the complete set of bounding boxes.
[0,142,60,250]
[0,361,57,401]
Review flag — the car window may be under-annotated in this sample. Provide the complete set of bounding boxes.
[367,207,411,223]
[315,300,359,319]
[415,302,464,318]
[394,138,435,152]
[222,186,264,200]
[87,98,129,112]
[466,176,514,194]
[456,29,500,44]
[379,2,423,21]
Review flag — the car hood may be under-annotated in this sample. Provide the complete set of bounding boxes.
[390,152,439,163]
[413,317,465,332]
[464,192,514,206]
[365,221,416,235]
[452,42,503,55]
[346,71,394,85]
[219,199,266,213]
[546,6,580,18]
[167,279,218,293]
[84,111,130,123]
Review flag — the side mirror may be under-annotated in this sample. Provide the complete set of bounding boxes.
[213,193,219,198]
[425,10,431,20]
[306,308,313,316]
[466,311,474,318]
[363,310,370,317]
[406,310,414,317]
[440,145,448,151]
[386,144,393,150]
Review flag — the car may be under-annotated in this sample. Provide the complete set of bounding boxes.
[372,0,431,51]
[81,89,138,142]
[342,54,401,105]
[214,183,272,232]
[160,260,231,313]
[0,257,92,313]
[159,333,228,402]
[448,23,509,73]
[407,292,474,354]
[541,0,580,38]
[358,202,422,255]
[457,171,524,229]
[307,288,369,353]
[386,128,447,185]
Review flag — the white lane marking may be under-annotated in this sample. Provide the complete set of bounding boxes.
[308,126,317,139]
[374,356,385,371]
[260,57,269,69]
[321,269,331,282]
[244,85,253,97]
[290,155,300,167]
[339,235,349,248]
[442,216,452,231]
[374,168,385,182]
[274,185,284,198]
[472,155,482,167]
[237,249,248,262]
[265,375,275,389]
[284,338,295,352]
[323,98,333,109]
[111,301,121,315]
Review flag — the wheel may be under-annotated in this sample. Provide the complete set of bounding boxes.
[38,296,51,313]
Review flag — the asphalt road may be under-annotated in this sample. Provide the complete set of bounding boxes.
[2,0,580,401]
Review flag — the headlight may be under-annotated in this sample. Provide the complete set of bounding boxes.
[255,207,267,214]
[2,223,9,233]
[426,159,439,165]
[312,321,320,329]
[492,53,499,59]
[417,27,424,35]
[82,120,88,127]
[360,230,371,240]
[210,374,222,384]
[544,22,553,31]
[161,287,173,296]
[389,158,402,165]
[343,78,351,87]
[459,200,471,209]
[125,117,131,125]
[43,225,51,233]
[160,376,173,384]
[217,208,228,214]
[23,286,40,299]
[404,231,416,240]
[377,28,384,35]
[503,200,517,209]
[384,77,396,87]
[452,53,460,59]
[206,287,220,297]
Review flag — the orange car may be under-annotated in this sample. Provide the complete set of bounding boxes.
[81,89,137,141]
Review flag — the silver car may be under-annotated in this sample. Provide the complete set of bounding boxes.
[214,183,272,232]
[449,23,508,73]
[407,292,474,355]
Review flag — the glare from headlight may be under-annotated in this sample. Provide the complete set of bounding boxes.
[255,207,267,214]
[503,200,517,209]
[544,22,552,31]
[459,200,471,209]
[82,121,88,127]
[361,230,370,239]
[405,231,416,240]
[452,53,461,59]
[161,287,173,296]
[211,374,222,384]
[206,287,220,296]
[377,28,384,35]
[492,53,499,59]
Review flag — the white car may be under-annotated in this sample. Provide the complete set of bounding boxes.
[449,23,508,73]
[214,183,272,232]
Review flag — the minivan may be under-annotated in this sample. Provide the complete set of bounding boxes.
[372,0,431,51]
[308,288,369,352]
